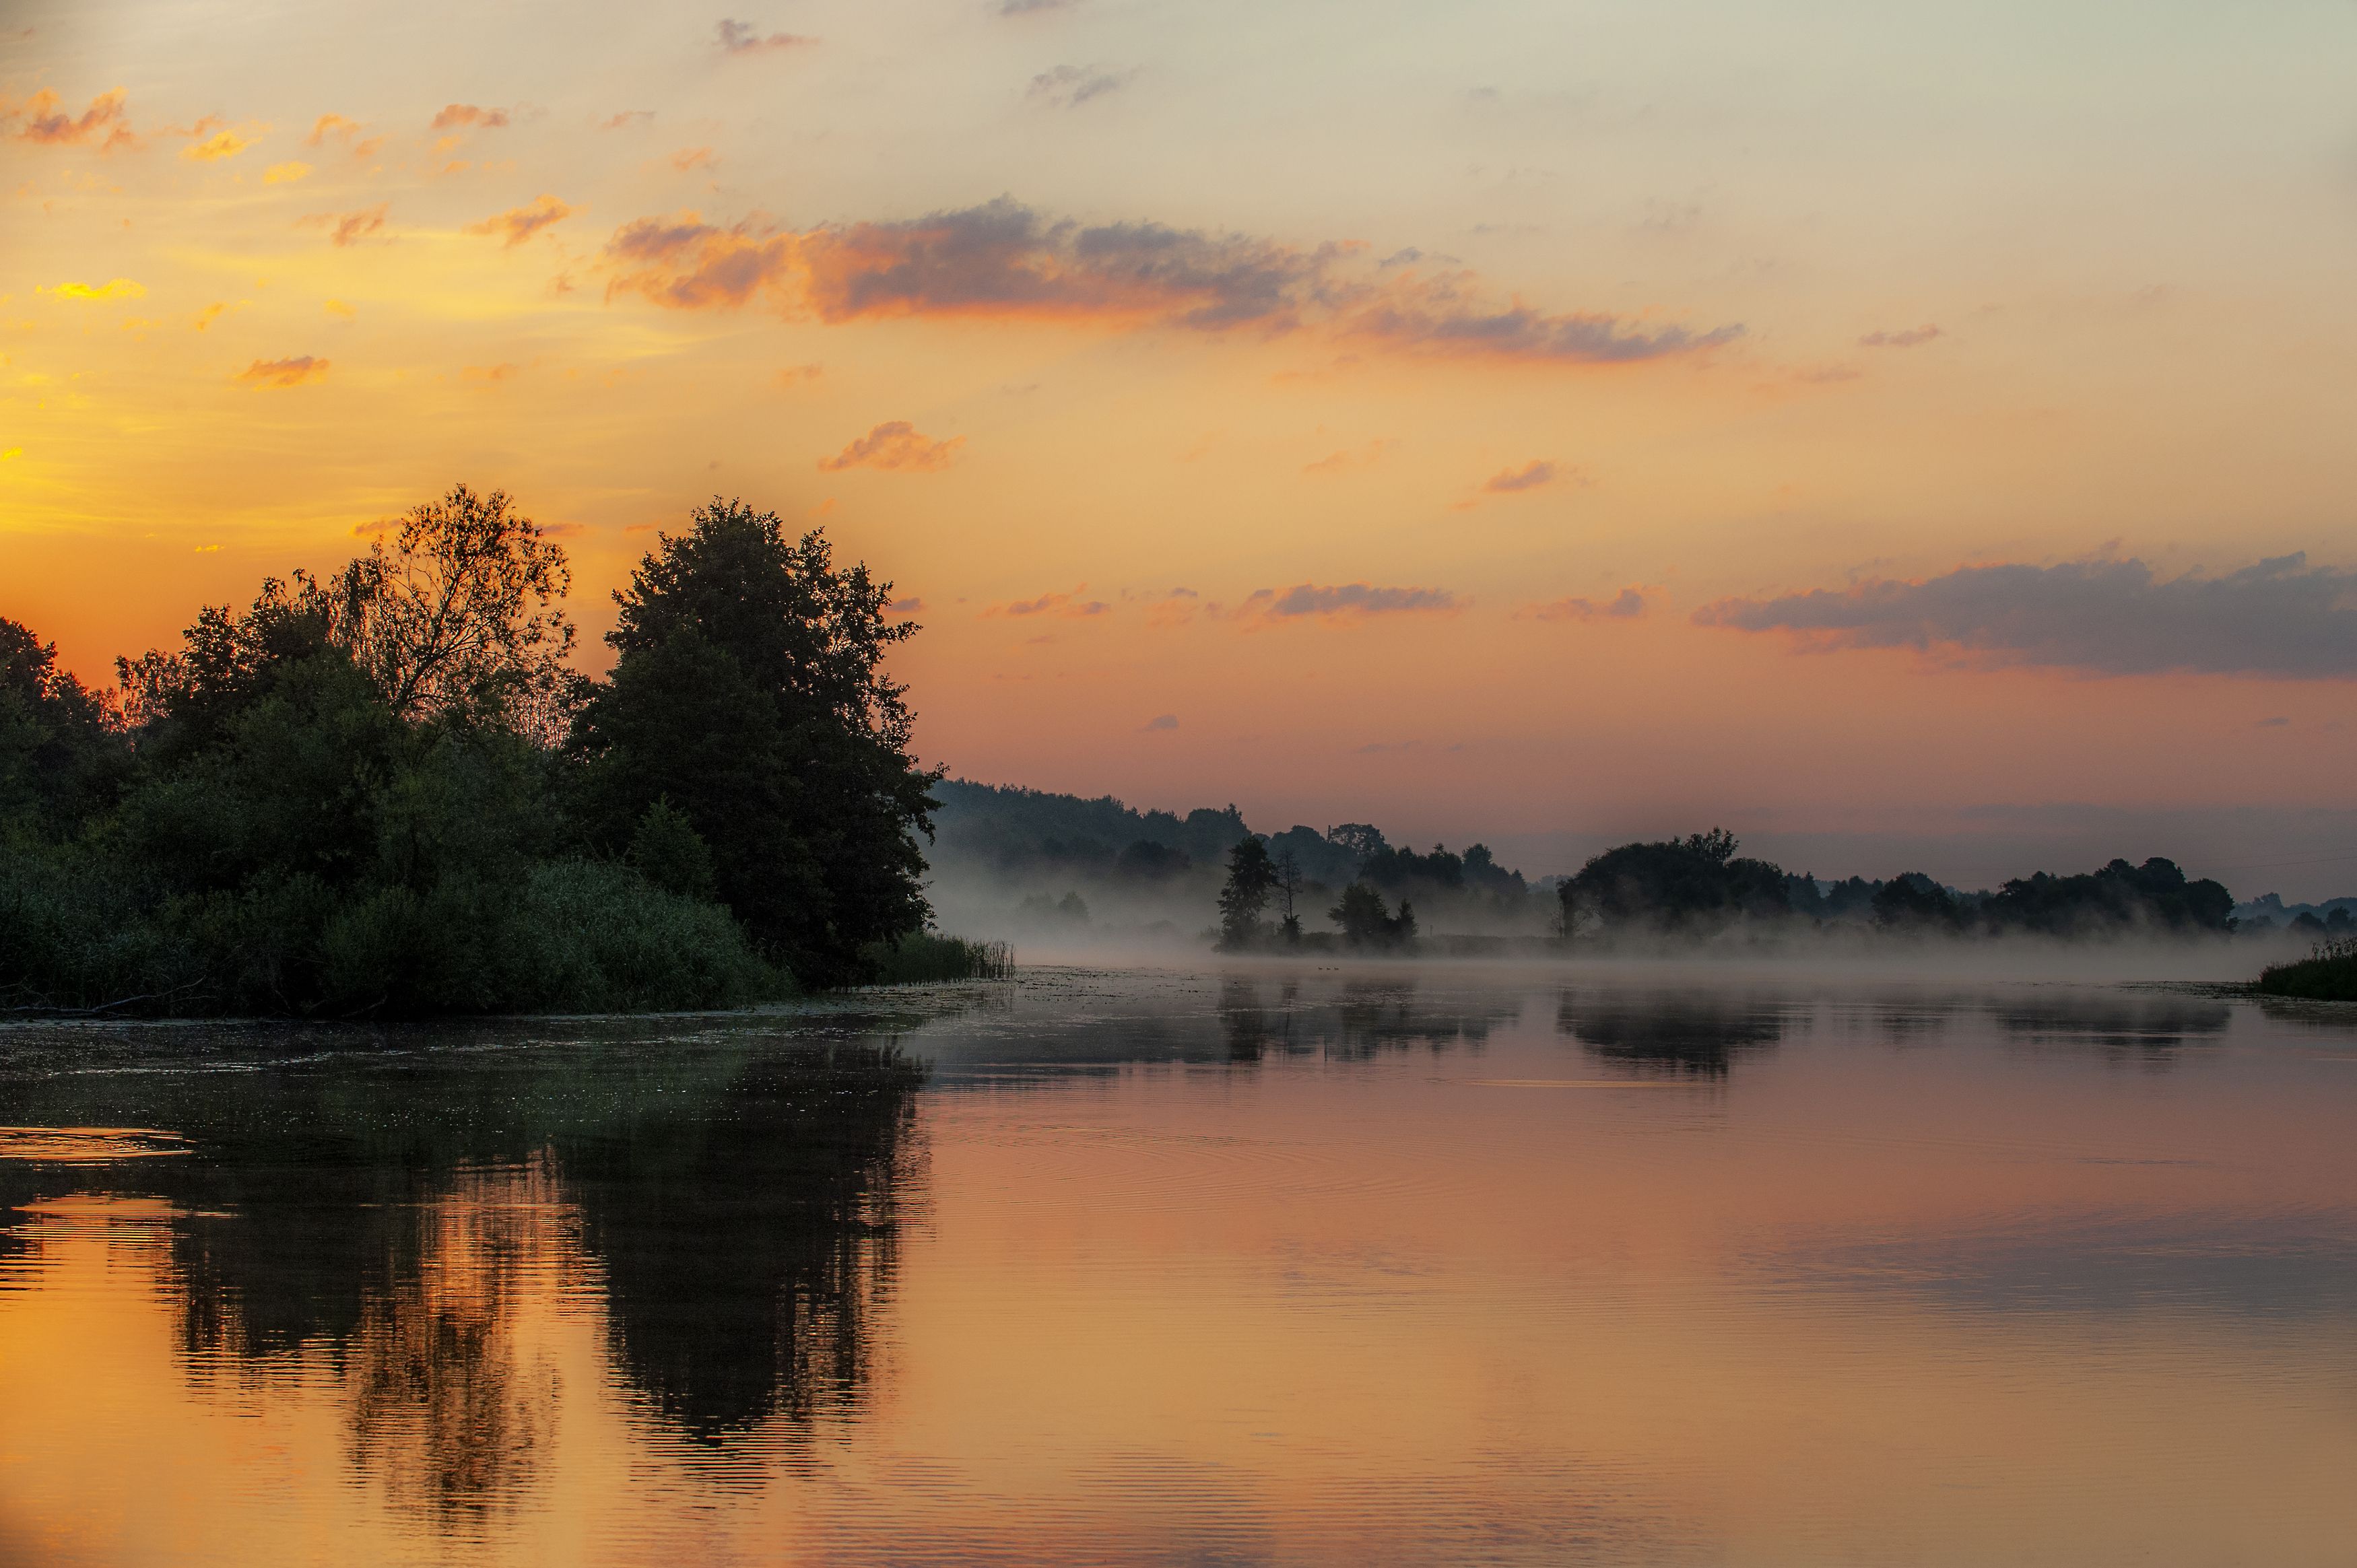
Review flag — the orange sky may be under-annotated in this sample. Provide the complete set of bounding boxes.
[5,0,2356,891]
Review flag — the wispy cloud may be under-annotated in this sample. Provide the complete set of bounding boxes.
[1483,459,1556,493]
[717,19,816,53]
[1302,439,1396,475]
[1028,65,1131,108]
[668,146,717,172]
[236,355,329,388]
[5,88,135,149]
[1859,324,1941,347]
[304,113,380,158]
[1242,582,1458,620]
[465,195,574,247]
[991,587,1109,618]
[263,161,310,184]
[1523,588,1646,621]
[430,104,510,131]
[599,110,654,131]
[43,278,144,302]
[182,128,253,162]
[818,420,964,473]
[999,0,1082,13]
[599,196,1741,366]
[301,202,390,247]
[1141,713,1178,731]
[1696,553,2357,678]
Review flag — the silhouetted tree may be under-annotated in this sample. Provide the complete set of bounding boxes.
[0,617,127,836]
[572,499,939,985]
[1568,827,1791,934]
[1329,882,1415,948]
[1982,857,2233,936]
[1218,836,1277,949]
[1871,871,1966,932]
[1272,848,1304,945]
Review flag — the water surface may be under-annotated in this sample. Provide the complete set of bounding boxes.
[1,963,2352,1565]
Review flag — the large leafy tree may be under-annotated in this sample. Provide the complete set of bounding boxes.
[572,499,940,984]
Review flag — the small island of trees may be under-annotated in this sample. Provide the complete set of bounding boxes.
[0,485,991,1016]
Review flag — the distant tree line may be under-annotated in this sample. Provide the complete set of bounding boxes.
[1201,817,2247,954]
[1551,828,2237,943]
[0,487,958,1015]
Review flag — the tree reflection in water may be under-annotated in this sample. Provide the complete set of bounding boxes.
[1212,977,1522,1064]
[1555,993,1795,1077]
[1,1026,926,1521]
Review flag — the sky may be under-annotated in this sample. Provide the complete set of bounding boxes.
[5,0,2356,894]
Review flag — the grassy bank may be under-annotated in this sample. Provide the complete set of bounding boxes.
[2256,939,2357,1001]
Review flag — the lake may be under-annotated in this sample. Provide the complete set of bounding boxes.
[0,961,2352,1565]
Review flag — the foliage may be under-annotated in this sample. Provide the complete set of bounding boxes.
[330,484,578,738]
[1,485,970,1015]
[1981,857,2233,936]
[2257,938,2357,1001]
[0,618,129,838]
[1329,882,1416,948]
[1871,871,1968,932]
[573,499,940,986]
[1565,828,1791,934]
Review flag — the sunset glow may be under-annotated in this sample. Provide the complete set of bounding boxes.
[6,0,2355,889]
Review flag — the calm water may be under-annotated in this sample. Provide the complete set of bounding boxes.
[1,963,2353,1565]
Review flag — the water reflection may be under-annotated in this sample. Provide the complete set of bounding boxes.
[1554,991,1796,1077]
[1992,994,2232,1054]
[1,974,2354,1565]
[0,1023,927,1520]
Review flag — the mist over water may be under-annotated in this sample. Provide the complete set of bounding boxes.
[1,963,2352,1564]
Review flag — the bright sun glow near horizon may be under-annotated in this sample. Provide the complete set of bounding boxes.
[6,0,2356,893]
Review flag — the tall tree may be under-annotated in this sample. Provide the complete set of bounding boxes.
[1218,836,1277,949]
[572,499,940,984]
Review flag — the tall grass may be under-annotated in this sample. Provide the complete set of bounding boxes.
[861,932,1013,984]
[2257,937,2357,1001]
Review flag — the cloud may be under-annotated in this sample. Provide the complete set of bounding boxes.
[1028,65,1131,108]
[669,146,717,172]
[999,0,1081,13]
[1694,553,2357,679]
[1524,588,1647,621]
[774,362,824,386]
[604,213,792,307]
[1483,459,1556,493]
[302,202,390,246]
[306,114,358,145]
[990,587,1108,618]
[818,420,964,473]
[886,596,925,615]
[1242,582,1457,619]
[598,197,1740,366]
[44,278,144,302]
[431,104,510,130]
[717,19,816,53]
[236,355,329,388]
[1302,439,1395,475]
[1141,713,1178,731]
[5,88,135,149]
[599,110,654,130]
[263,161,310,184]
[182,129,252,162]
[461,362,518,384]
[465,195,574,247]
[1859,324,1941,348]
